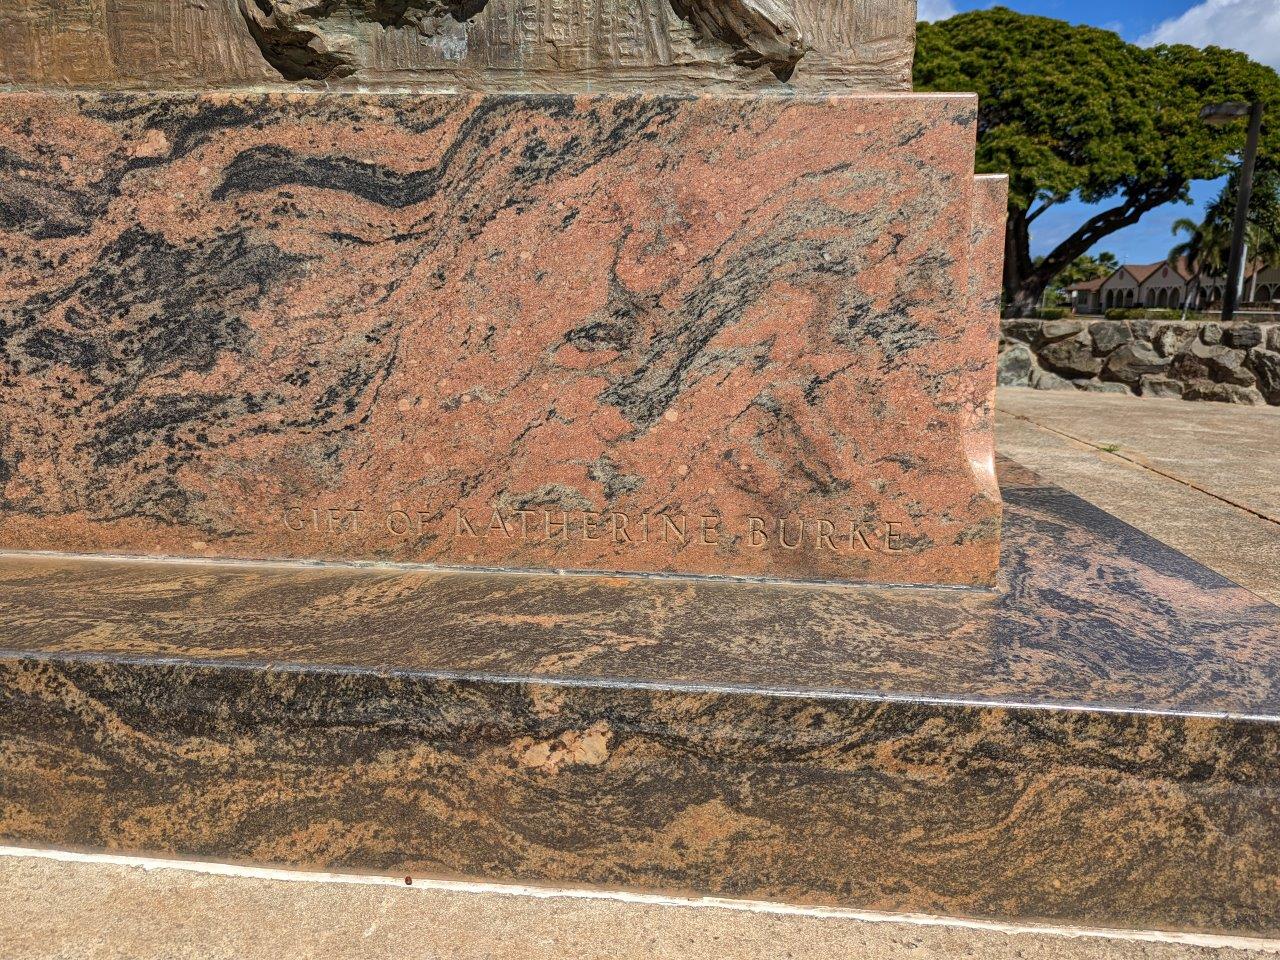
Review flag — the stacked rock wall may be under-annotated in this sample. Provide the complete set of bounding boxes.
[999,318,1280,405]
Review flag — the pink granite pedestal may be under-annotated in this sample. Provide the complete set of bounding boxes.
[0,91,1003,587]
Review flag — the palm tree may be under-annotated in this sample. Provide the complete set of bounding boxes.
[1168,212,1277,318]
[1242,197,1280,303]
[1168,218,1224,320]
[1190,166,1280,310]
[1167,221,1197,321]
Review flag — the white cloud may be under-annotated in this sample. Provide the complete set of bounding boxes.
[1140,0,1280,69]
[917,0,958,22]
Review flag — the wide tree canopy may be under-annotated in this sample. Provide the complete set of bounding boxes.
[914,7,1280,315]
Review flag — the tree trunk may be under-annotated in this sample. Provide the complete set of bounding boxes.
[1002,179,1186,318]
[1003,208,1036,317]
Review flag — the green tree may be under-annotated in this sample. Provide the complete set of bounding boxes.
[1168,164,1280,313]
[1043,251,1118,304]
[1205,165,1280,298]
[915,8,1280,316]
[1057,251,1119,286]
[1167,217,1222,318]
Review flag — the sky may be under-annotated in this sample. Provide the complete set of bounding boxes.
[917,0,1280,266]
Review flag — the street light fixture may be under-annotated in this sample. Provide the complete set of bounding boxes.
[1201,101,1264,324]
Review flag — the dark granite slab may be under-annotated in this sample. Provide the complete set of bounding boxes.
[1,460,1278,935]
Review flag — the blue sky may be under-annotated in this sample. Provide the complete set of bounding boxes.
[918,0,1280,266]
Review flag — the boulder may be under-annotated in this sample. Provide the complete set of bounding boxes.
[1183,381,1265,405]
[1089,321,1132,354]
[1251,349,1280,405]
[1030,367,1074,391]
[997,344,1033,386]
[1223,324,1262,349]
[1000,319,1041,344]
[1267,325,1280,352]
[1153,324,1195,358]
[1076,379,1130,394]
[1200,323,1223,345]
[1139,375,1184,399]
[1039,318,1087,341]
[1040,332,1103,378]
[1173,340,1255,386]
[1128,318,1157,340]
[1103,342,1169,384]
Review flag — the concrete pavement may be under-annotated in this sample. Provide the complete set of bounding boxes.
[2,848,1276,960]
[997,387,1280,604]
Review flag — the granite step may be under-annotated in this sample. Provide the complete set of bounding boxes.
[1,460,1278,937]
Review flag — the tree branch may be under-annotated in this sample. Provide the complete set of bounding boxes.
[1025,199,1056,225]
[1024,179,1185,294]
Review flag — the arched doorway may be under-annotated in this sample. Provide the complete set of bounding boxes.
[1157,289,1169,307]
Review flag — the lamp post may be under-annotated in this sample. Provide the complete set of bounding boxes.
[1201,101,1264,324]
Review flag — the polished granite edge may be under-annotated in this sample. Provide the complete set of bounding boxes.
[1,461,1279,934]
[2,643,1276,722]
[2,653,1279,935]
[1,462,1276,717]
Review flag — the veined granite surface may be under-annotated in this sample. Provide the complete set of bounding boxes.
[0,91,999,587]
[1,461,1278,935]
[960,174,1007,508]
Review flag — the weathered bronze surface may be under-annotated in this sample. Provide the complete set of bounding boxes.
[2,461,1278,935]
[0,0,915,92]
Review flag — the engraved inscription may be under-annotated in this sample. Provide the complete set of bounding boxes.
[454,508,716,546]
[281,505,909,554]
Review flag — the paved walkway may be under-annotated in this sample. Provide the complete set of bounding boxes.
[997,388,1280,605]
[1,848,1275,960]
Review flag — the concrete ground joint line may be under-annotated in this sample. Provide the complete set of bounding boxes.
[4,846,1280,953]
[1005,411,1280,528]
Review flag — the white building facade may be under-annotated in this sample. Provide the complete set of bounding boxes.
[1068,260,1278,314]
